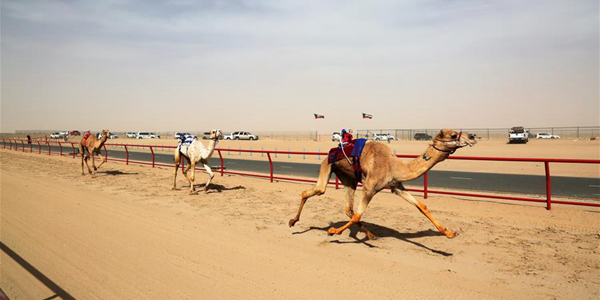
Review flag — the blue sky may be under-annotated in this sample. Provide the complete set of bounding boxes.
[1,0,598,132]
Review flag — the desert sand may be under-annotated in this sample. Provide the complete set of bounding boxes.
[1,148,599,299]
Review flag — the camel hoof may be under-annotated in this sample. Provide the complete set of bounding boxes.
[327,227,338,236]
[189,191,198,195]
[171,187,177,190]
[288,219,298,227]
[445,231,458,239]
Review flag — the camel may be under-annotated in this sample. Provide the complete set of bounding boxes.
[289,129,476,240]
[173,129,223,194]
[79,129,111,175]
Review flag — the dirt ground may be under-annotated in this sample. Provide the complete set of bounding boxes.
[1,149,598,299]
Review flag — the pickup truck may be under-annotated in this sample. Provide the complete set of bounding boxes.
[223,131,259,140]
[509,126,529,143]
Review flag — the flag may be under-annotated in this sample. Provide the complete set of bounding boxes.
[362,112,373,119]
[314,113,325,119]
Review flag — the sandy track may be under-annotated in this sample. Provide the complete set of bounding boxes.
[1,149,598,299]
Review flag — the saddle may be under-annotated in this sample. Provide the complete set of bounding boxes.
[83,131,91,142]
[177,136,196,157]
[327,139,368,182]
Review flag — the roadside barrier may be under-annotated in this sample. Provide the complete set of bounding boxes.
[2,139,599,210]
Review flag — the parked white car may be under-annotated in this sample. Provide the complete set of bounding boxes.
[174,132,192,139]
[509,126,529,143]
[373,133,396,141]
[126,132,137,138]
[223,131,259,140]
[50,132,63,139]
[332,132,342,142]
[136,132,160,139]
[536,133,560,139]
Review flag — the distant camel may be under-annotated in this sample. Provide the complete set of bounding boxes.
[173,129,222,194]
[79,129,110,175]
[289,129,476,240]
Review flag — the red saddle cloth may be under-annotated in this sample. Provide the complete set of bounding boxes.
[328,142,354,164]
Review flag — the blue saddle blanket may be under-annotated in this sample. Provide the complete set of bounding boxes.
[351,139,367,157]
[178,136,196,155]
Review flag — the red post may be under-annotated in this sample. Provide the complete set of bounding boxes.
[47,141,51,156]
[181,155,185,172]
[124,145,129,165]
[37,141,41,154]
[71,143,75,158]
[218,149,224,176]
[150,146,155,167]
[267,152,273,183]
[545,162,551,210]
[424,172,428,199]
[30,141,33,153]
[21,141,25,152]
[335,175,339,190]
[58,142,63,156]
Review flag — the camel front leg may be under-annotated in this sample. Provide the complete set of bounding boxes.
[188,161,197,194]
[328,189,375,236]
[79,145,86,175]
[289,159,332,227]
[337,173,377,240]
[392,185,457,238]
[202,163,214,193]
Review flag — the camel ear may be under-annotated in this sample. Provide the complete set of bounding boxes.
[437,130,445,139]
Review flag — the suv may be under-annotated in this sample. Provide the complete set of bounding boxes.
[174,132,192,139]
[373,133,395,141]
[70,130,81,136]
[224,131,259,140]
[536,133,560,139]
[509,126,529,143]
[413,133,432,140]
[332,132,342,142]
[136,132,159,139]
[126,132,137,138]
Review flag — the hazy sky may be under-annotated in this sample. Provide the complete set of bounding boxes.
[1,0,598,133]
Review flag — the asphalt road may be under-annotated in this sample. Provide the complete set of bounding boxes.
[8,142,600,199]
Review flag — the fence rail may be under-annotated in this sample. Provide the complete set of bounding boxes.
[2,138,599,210]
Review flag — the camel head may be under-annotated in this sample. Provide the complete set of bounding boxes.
[101,129,111,138]
[209,129,223,141]
[432,129,477,153]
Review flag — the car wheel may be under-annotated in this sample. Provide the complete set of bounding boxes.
[249,137,254,140]
[234,137,239,140]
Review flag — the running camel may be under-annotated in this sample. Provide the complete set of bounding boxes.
[79,129,111,175]
[173,129,223,194]
[288,129,477,240]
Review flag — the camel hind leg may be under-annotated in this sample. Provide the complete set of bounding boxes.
[79,144,86,175]
[335,171,377,240]
[392,183,457,238]
[173,151,181,189]
[288,159,332,227]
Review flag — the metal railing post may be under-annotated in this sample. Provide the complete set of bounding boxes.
[545,162,552,210]
[181,155,185,172]
[424,172,428,199]
[58,142,63,156]
[47,141,51,156]
[37,141,41,154]
[335,175,339,190]
[21,141,25,152]
[267,152,273,183]
[150,146,155,167]
[124,145,129,165]
[218,149,224,176]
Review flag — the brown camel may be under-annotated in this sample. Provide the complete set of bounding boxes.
[79,129,110,175]
[289,129,476,240]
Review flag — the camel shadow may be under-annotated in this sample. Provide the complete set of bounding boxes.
[186,183,246,193]
[97,170,138,176]
[293,221,452,256]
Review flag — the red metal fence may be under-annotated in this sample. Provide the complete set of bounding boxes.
[2,138,599,210]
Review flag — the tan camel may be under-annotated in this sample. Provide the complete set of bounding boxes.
[79,129,111,175]
[173,129,222,194]
[289,129,476,240]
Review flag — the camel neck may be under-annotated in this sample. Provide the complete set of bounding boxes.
[204,139,218,156]
[394,145,449,182]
